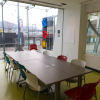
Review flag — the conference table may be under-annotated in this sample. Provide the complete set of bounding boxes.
[6,50,92,100]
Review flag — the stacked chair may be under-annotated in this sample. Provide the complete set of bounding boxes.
[16,62,27,90]
[7,55,19,84]
[3,52,19,83]
[3,52,10,73]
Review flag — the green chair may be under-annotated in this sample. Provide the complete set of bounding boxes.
[3,52,10,76]
[16,62,27,90]
[3,52,17,71]
[7,55,19,84]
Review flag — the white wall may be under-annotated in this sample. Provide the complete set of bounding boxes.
[63,4,81,62]
[79,1,100,71]
[53,1,100,70]
[52,9,63,58]
[53,4,81,61]
[79,1,100,70]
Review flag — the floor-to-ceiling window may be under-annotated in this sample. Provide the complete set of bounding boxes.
[0,5,3,59]
[0,1,59,59]
[28,6,58,55]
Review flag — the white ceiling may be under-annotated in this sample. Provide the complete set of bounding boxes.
[9,0,96,8]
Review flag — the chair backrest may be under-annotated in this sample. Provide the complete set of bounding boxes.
[15,45,23,52]
[3,52,10,65]
[71,59,86,68]
[57,55,68,62]
[43,51,49,56]
[3,52,6,57]
[16,62,26,79]
[77,79,100,100]
[30,44,37,50]
[7,55,14,68]
[25,72,41,91]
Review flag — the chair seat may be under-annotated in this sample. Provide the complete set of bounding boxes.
[12,60,17,64]
[66,75,85,83]
[66,77,78,83]
[13,64,19,70]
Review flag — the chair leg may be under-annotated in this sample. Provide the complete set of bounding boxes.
[37,92,40,100]
[22,83,27,100]
[69,82,70,87]
[50,87,55,100]
[7,64,9,78]
[62,95,67,100]
[84,76,85,84]
[95,94,97,100]
[50,87,54,94]
[9,67,12,80]
[17,74,21,90]
[10,68,13,84]
[5,62,7,71]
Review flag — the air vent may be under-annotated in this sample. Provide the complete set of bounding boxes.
[61,3,67,5]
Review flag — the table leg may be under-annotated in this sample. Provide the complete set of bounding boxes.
[55,82,60,100]
[78,75,82,87]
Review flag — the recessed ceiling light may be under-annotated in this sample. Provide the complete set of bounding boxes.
[61,3,67,5]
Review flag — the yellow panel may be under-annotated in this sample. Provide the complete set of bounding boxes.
[0,29,2,32]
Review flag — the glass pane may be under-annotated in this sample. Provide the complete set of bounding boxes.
[0,1,62,58]
[0,6,3,60]
[28,6,58,55]
[2,1,28,52]
[19,4,28,51]
[86,12,100,56]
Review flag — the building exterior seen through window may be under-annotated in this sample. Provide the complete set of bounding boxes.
[86,12,100,56]
[0,1,59,59]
